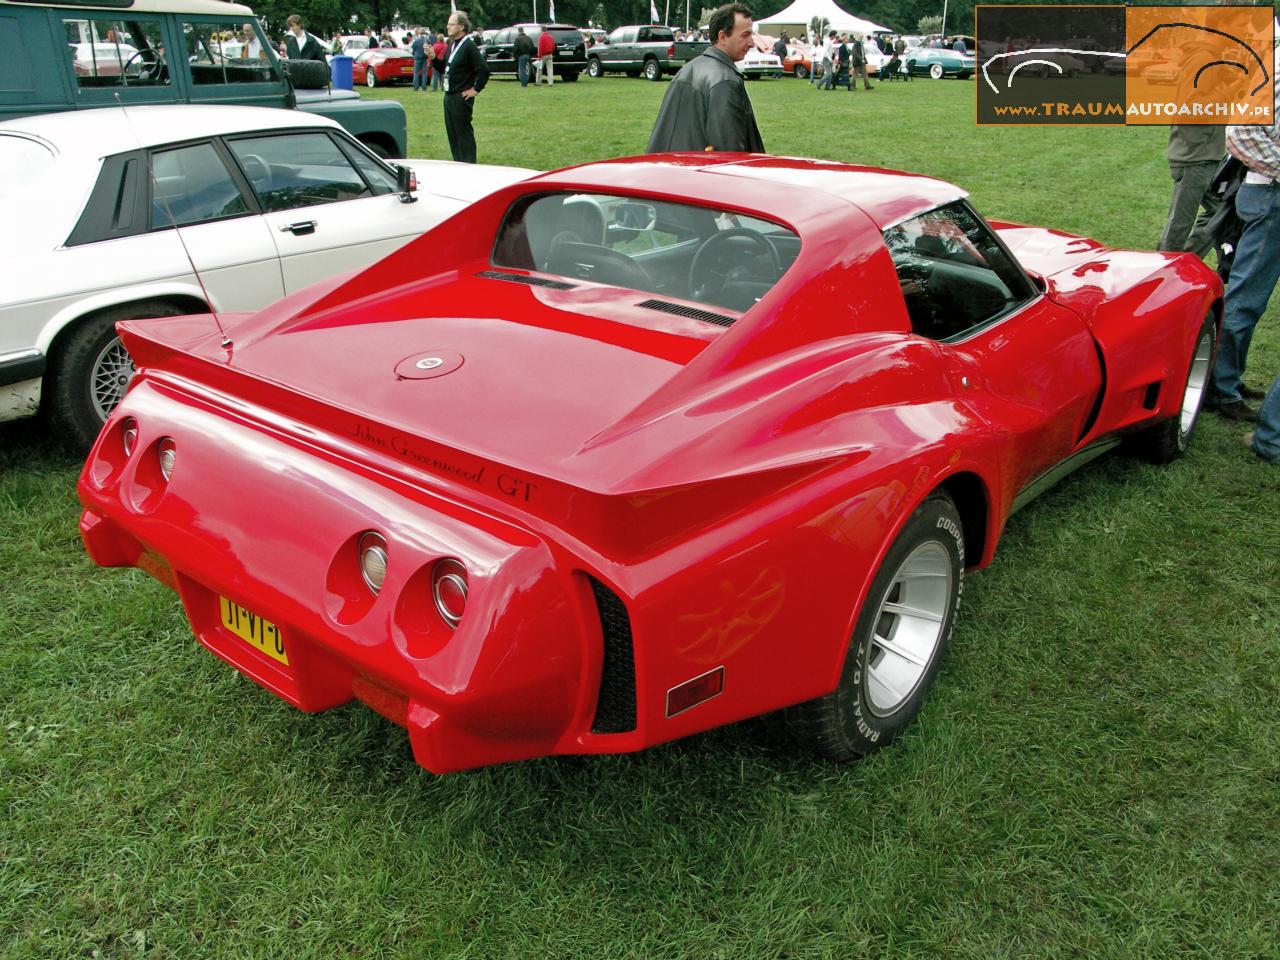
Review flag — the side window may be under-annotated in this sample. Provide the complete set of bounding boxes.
[495,29,514,45]
[883,201,1035,341]
[226,132,372,212]
[334,136,397,193]
[63,17,168,88]
[184,21,279,84]
[607,28,626,44]
[150,142,248,228]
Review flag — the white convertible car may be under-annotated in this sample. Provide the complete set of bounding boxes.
[0,105,532,449]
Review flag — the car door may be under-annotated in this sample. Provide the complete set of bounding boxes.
[603,27,631,68]
[883,201,1103,495]
[223,129,457,294]
[147,140,283,309]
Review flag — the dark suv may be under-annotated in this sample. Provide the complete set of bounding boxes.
[483,23,586,81]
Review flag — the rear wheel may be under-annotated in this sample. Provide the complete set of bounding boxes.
[643,58,661,81]
[1130,313,1217,463]
[587,57,602,78]
[561,70,580,82]
[783,493,964,760]
[48,300,188,452]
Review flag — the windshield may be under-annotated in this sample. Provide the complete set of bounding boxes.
[492,192,800,314]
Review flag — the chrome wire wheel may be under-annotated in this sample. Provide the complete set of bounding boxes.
[865,541,954,716]
[90,335,135,422]
[1179,328,1214,440]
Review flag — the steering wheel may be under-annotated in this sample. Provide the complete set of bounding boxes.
[544,240,652,289]
[121,48,162,83]
[689,228,782,303]
[238,153,273,195]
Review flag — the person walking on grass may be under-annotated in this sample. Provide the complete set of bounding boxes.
[646,2,763,154]
[536,28,555,85]
[1207,56,1280,427]
[514,27,536,88]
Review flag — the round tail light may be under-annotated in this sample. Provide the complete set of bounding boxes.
[431,559,468,628]
[158,438,176,481]
[358,532,388,595]
[122,418,139,457]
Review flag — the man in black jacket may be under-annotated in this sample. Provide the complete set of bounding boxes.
[443,10,489,163]
[283,15,326,62]
[514,27,536,88]
[646,3,763,154]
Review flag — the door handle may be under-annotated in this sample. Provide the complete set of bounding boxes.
[280,220,317,236]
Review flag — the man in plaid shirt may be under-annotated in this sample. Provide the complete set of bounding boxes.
[1207,38,1280,465]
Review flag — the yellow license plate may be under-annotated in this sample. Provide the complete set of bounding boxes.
[220,596,288,666]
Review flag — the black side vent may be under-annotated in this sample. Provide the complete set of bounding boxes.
[635,298,735,327]
[588,577,637,734]
[475,269,576,290]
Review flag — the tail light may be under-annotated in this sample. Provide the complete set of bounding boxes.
[157,438,176,481]
[431,559,467,628]
[358,532,388,595]
[122,417,139,457]
[667,44,675,57]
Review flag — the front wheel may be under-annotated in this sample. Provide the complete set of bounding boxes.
[783,493,964,760]
[587,57,602,78]
[929,62,944,79]
[365,69,378,88]
[793,64,809,79]
[642,58,661,81]
[48,300,188,452]
[1129,313,1217,463]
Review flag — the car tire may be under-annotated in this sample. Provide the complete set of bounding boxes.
[782,492,964,761]
[366,69,378,88]
[48,300,188,452]
[561,70,580,82]
[587,57,602,78]
[929,62,944,79]
[1130,313,1217,463]
[360,138,391,159]
[643,58,661,81]
[793,64,809,79]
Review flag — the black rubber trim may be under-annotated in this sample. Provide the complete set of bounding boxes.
[588,577,637,734]
[0,353,45,387]
[475,269,577,290]
[635,298,735,327]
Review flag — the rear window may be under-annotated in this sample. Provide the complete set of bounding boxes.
[638,28,675,43]
[493,192,800,314]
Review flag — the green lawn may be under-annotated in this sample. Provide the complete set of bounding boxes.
[3,77,1279,959]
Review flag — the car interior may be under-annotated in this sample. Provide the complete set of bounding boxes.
[883,201,1035,340]
[493,193,801,315]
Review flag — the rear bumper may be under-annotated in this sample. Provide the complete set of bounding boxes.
[78,380,617,774]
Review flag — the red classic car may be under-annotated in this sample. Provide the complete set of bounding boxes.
[78,155,1221,774]
[352,48,417,87]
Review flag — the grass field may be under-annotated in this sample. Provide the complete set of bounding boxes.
[3,76,1279,959]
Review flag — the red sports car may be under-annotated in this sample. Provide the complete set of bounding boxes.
[352,48,417,87]
[78,155,1221,774]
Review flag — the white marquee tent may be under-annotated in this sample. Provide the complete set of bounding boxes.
[755,0,891,40]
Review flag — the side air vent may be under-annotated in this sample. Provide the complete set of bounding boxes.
[588,577,637,734]
[635,298,735,327]
[475,269,576,290]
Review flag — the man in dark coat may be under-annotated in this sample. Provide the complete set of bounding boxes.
[646,3,763,154]
[283,14,326,62]
[442,10,489,163]
[513,27,536,87]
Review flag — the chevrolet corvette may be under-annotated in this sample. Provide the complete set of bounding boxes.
[78,154,1222,774]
